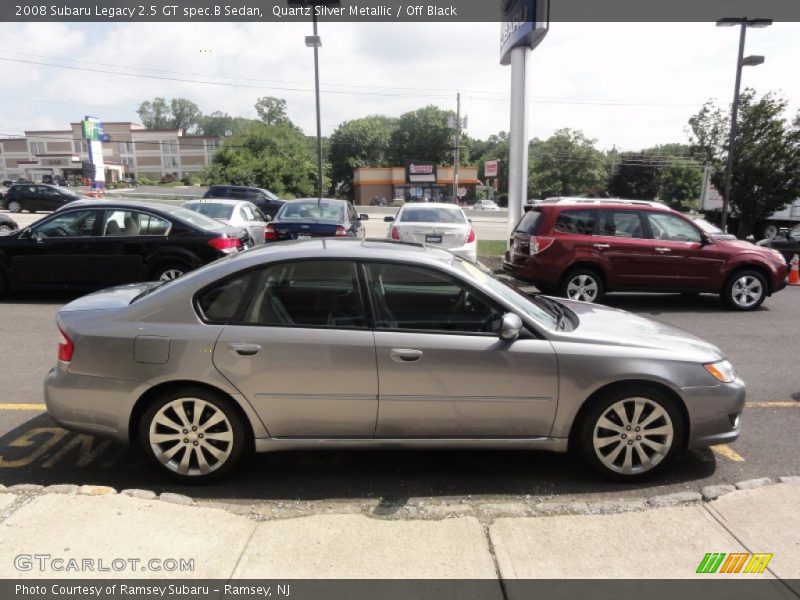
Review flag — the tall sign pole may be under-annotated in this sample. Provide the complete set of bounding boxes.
[500,0,549,242]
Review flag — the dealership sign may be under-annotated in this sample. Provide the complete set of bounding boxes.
[82,116,106,189]
[406,161,437,183]
[484,160,499,178]
[499,0,549,65]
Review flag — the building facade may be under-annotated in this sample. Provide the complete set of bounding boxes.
[0,122,221,183]
[353,164,480,205]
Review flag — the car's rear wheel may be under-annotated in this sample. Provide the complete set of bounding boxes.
[559,268,605,303]
[139,388,248,482]
[7,200,22,213]
[578,386,684,481]
[151,261,190,282]
[722,270,767,311]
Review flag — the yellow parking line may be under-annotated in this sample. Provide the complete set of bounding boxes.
[712,444,745,462]
[746,401,799,408]
[0,403,46,411]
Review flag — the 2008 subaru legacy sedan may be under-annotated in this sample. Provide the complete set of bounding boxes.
[45,238,745,482]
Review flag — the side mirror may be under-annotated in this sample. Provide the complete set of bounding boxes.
[18,228,31,240]
[359,214,369,221]
[499,312,523,341]
[384,216,394,223]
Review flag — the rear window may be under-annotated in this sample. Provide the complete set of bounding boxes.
[167,206,227,230]
[553,210,596,235]
[186,203,234,220]
[515,209,542,234]
[399,207,466,224]
[278,201,345,223]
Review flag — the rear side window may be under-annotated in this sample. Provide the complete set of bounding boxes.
[553,210,596,235]
[515,209,542,234]
[598,210,647,239]
[197,271,257,322]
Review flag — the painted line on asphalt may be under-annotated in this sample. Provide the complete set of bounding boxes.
[746,401,799,408]
[712,444,745,462]
[0,403,46,411]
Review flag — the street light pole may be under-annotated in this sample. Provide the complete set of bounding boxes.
[311,13,323,203]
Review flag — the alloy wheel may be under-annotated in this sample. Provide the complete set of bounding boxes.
[566,274,599,302]
[8,201,21,213]
[148,397,234,477]
[731,275,763,309]
[158,268,185,281]
[592,397,674,475]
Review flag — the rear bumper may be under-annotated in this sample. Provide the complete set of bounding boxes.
[502,251,562,287]
[682,379,746,449]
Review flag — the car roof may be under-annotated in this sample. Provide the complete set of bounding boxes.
[287,197,348,204]
[184,199,246,206]
[399,202,464,210]
[61,199,180,213]
[536,197,671,210]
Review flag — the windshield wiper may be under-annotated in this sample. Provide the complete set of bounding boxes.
[536,295,569,330]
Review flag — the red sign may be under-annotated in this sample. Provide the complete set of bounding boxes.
[484,160,498,178]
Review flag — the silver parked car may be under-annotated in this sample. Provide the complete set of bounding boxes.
[45,239,744,482]
[183,199,269,245]
[385,203,477,261]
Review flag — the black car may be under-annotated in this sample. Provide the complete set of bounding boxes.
[0,200,251,296]
[2,184,84,213]
[266,198,368,242]
[203,185,285,219]
[0,214,18,235]
[757,223,800,263]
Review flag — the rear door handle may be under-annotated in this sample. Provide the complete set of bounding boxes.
[654,247,672,253]
[593,243,610,249]
[390,349,423,363]
[227,343,261,357]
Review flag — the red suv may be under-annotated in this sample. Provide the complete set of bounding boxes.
[503,199,789,310]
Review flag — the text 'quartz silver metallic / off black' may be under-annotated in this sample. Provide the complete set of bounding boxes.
[44,238,745,482]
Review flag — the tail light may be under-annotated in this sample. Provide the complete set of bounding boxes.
[334,226,348,237]
[264,223,278,242]
[207,237,242,254]
[390,226,400,240]
[530,236,555,255]
[57,325,74,362]
[466,228,476,243]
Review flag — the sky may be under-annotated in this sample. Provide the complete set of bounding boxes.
[0,21,797,152]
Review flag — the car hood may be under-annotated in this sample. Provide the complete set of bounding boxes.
[550,298,723,361]
[59,282,162,312]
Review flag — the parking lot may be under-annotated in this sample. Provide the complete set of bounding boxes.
[0,243,797,507]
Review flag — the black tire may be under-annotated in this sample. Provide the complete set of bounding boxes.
[558,268,605,304]
[578,385,685,482]
[150,260,191,282]
[721,269,767,311]
[0,271,8,298]
[7,200,22,213]
[138,387,249,482]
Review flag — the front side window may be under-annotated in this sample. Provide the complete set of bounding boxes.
[243,261,366,328]
[553,210,596,235]
[789,225,800,241]
[365,263,503,334]
[647,213,702,243]
[598,210,647,239]
[32,210,99,238]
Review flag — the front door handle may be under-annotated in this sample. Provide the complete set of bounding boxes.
[390,348,423,363]
[228,343,261,357]
[654,247,672,253]
[593,243,610,249]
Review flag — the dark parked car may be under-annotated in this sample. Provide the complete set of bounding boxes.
[503,198,789,311]
[0,200,251,296]
[203,185,285,219]
[757,223,800,263]
[0,214,18,235]
[265,198,368,242]
[2,184,85,213]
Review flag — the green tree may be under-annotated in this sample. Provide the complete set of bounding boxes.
[389,105,456,165]
[527,129,607,199]
[137,97,202,132]
[198,112,258,137]
[328,115,397,197]
[204,122,322,197]
[658,160,702,209]
[255,96,290,125]
[688,89,800,235]
[467,131,510,203]
[169,98,202,132]
[136,97,171,129]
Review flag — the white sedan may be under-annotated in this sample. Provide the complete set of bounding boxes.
[473,200,500,211]
[385,202,477,262]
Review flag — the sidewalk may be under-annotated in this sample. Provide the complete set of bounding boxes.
[0,478,798,581]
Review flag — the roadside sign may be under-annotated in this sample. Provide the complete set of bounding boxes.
[485,160,498,178]
[500,0,549,65]
[457,187,467,198]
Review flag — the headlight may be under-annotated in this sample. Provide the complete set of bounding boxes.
[704,359,737,383]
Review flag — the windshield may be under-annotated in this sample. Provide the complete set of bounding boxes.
[454,259,559,330]
[277,201,345,223]
[185,203,234,220]
[400,207,466,224]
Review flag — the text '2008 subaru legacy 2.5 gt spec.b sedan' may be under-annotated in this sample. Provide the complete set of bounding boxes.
[45,239,745,482]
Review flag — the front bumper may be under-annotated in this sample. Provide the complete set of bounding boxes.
[683,378,746,448]
[44,364,144,443]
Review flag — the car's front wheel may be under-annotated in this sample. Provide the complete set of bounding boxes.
[578,386,684,481]
[722,270,767,311]
[559,268,605,303]
[7,200,22,213]
[139,388,248,482]
[151,261,190,282]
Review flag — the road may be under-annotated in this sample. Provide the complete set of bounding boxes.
[0,276,797,505]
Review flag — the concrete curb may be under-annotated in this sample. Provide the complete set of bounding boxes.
[1,476,797,523]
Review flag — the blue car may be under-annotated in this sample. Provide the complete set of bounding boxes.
[265,198,368,242]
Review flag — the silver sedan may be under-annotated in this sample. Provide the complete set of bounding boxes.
[385,203,477,261]
[183,199,269,245]
[45,239,745,481]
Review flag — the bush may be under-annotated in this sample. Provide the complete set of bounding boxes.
[137,176,155,186]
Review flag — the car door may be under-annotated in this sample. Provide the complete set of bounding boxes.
[592,209,655,288]
[364,262,558,438]
[9,208,102,286]
[212,260,379,438]
[644,212,723,288]
[36,186,66,211]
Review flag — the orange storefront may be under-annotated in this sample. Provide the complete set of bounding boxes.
[353,164,479,206]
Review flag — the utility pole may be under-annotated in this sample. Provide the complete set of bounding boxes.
[311,12,323,203]
[452,92,461,202]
